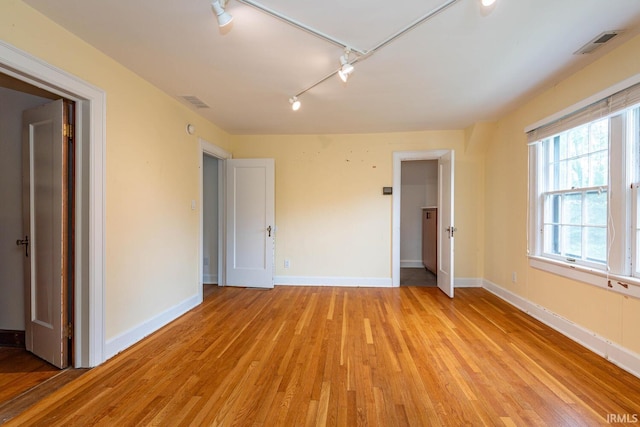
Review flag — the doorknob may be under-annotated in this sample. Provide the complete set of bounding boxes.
[267,225,272,237]
[16,235,29,257]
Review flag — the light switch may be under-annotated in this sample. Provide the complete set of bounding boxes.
[191,200,196,210]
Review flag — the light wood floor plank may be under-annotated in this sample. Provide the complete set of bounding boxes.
[4,286,640,426]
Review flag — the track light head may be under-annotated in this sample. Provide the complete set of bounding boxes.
[289,96,301,111]
[212,0,233,27]
[479,0,497,15]
[338,52,354,83]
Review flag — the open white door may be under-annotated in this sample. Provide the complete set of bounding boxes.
[225,159,275,288]
[437,151,455,298]
[21,99,69,368]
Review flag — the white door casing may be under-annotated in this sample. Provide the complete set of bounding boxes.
[225,159,275,288]
[437,150,455,298]
[22,99,68,368]
[1,40,106,368]
[392,150,455,292]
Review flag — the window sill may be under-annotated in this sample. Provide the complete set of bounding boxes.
[528,256,640,299]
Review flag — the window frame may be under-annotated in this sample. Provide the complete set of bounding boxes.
[527,76,640,298]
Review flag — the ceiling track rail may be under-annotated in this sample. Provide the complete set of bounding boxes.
[235,0,365,55]
[235,0,463,100]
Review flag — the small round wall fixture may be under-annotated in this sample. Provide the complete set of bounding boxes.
[186,124,196,135]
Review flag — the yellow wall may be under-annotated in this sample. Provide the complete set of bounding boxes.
[485,34,640,355]
[5,0,639,364]
[232,132,486,280]
[1,0,231,340]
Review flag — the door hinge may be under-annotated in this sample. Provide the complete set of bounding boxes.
[63,123,74,139]
[65,323,73,339]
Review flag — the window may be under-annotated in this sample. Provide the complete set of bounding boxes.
[541,119,609,267]
[528,80,640,296]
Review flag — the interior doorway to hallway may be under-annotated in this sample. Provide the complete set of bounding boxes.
[199,138,231,298]
[392,150,455,297]
[202,154,221,286]
[399,160,439,287]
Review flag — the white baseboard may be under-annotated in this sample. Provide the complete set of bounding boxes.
[483,279,640,379]
[104,293,201,360]
[401,260,424,268]
[274,276,482,288]
[275,276,392,287]
[455,278,482,288]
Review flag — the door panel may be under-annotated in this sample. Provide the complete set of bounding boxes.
[225,159,274,288]
[22,99,68,368]
[437,151,454,298]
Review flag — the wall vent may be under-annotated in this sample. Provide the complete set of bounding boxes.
[180,95,210,109]
[574,30,622,55]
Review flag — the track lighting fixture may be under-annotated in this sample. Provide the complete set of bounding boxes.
[338,50,354,83]
[217,0,495,112]
[211,0,233,27]
[289,96,301,111]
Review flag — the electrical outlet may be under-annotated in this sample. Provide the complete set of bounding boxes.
[284,259,290,269]
[204,257,209,267]
[512,272,517,283]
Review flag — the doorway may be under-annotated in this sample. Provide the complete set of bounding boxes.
[0,75,58,348]
[0,41,107,368]
[0,76,81,416]
[399,160,438,287]
[202,154,222,287]
[392,150,455,297]
[199,138,230,299]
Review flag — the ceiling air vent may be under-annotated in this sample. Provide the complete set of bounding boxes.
[574,30,622,55]
[180,95,210,109]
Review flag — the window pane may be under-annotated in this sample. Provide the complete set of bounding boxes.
[584,191,607,226]
[544,224,560,255]
[563,225,582,258]
[588,151,608,187]
[589,119,608,152]
[562,193,582,225]
[567,126,588,158]
[556,159,566,189]
[585,227,606,262]
[567,157,588,188]
[558,134,567,160]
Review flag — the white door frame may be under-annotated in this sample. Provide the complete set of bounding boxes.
[392,150,451,287]
[199,138,231,301]
[0,41,106,367]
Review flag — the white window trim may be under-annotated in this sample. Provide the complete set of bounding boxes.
[529,256,640,299]
[527,74,640,300]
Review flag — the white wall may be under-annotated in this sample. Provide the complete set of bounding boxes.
[400,160,438,267]
[0,87,52,330]
[203,155,218,283]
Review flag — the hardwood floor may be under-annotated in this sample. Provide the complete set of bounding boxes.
[0,348,59,404]
[6,286,640,426]
[0,348,88,424]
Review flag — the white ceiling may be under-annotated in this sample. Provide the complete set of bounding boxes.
[23,0,640,135]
